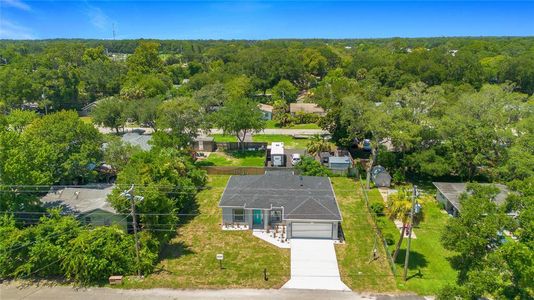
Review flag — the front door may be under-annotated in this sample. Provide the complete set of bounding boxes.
[253,210,263,225]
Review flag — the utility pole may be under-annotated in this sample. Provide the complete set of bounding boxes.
[121,184,143,277]
[403,185,418,281]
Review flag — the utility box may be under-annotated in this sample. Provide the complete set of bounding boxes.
[109,275,123,285]
[270,142,286,167]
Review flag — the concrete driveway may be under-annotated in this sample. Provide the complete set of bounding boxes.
[282,239,351,291]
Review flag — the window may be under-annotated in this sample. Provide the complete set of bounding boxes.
[233,209,245,222]
[270,210,282,223]
[84,216,91,223]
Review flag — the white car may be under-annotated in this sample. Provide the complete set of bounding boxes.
[291,153,301,166]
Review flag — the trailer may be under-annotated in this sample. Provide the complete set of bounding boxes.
[270,142,286,167]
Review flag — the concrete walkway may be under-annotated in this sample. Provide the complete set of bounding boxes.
[282,239,350,291]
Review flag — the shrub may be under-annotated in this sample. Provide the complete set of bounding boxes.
[370,202,385,216]
[294,156,333,177]
[384,232,395,246]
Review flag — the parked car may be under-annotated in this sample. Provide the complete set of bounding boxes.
[362,139,372,151]
[291,153,301,166]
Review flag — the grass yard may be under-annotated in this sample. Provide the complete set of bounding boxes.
[195,151,265,167]
[122,176,290,289]
[331,178,397,292]
[369,188,457,295]
[79,116,93,124]
[211,134,237,142]
[252,134,310,149]
[264,120,321,129]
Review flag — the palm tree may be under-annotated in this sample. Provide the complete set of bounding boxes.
[306,135,334,156]
[386,188,423,262]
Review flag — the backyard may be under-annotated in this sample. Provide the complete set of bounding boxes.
[195,151,265,167]
[122,175,290,289]
[264,120,321,129]
[252,134,310,149]
[367,188,457,295]
[331,178,398,292]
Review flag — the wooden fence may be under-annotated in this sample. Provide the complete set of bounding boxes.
[215,142,267,151]
[200,166,298,175]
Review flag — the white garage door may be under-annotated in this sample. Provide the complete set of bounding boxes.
[291,222,333,239]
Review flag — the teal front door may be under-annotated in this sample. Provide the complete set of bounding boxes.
[253,210,263,225]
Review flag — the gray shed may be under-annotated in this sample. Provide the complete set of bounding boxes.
[371,165,392,187]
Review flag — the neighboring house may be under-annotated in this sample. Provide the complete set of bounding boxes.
[193,136,216,152]
[259,104,273,120]
[219,174,342,239]
[79,100,101,116]
[121,132,152,151]
[371,165,392,188]
[289,103,326,116]
[433,182,509,217]
[319,152,331,164]
[40,185,127,231]
[328,156,352,174]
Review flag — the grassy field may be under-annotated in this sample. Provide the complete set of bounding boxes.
[122,176,290,289]
[211,134,237,142]
[264,120,321,129]
[252,134,309,149]
[368,188,457,295]
[196,151,265,167]
[331,178,398,292]
[79,116,93,124]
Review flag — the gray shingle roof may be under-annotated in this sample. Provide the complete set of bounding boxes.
[121,132,152,151]
[41,185,116,215]
[433,182,509,211]
[219,174,341,221]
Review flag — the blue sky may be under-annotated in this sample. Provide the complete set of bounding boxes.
[1,1,533,39]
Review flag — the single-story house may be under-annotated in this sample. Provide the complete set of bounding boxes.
[328,156,352,174]
[289,103,326,116]
[319,152,331,164]
[219,174,342,239]
[259,104,273,120]
[433,182,509,217]
[371,165,392,188]
[40,185,127,231]
[121,131,152,151]
[193,136,216,152]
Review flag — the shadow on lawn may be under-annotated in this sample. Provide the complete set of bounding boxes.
[395,249,429,270]
[159,241,195,261]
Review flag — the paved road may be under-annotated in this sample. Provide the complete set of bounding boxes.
[96,127,328,136]
[283,239,350,291]
[0,284,426,300]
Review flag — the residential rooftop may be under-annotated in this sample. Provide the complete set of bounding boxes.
[219,174,341,221]
[41,185,116,215]
[433,182,509,211]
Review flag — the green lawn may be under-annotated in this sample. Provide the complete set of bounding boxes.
[195,151,265,167]
[264,120,321,129]
[369,188,457,295]
[211,134,237,142]
[79,116,93,124]
[332,178,398,292]
[122,176,290,289]
[252,134,309,149]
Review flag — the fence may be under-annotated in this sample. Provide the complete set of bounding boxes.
[358,177,397,275]
[215,142,267,151]
[200,166,298,175]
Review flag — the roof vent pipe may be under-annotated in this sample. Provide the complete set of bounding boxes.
[299,176,303,187]
[75,191,80,199]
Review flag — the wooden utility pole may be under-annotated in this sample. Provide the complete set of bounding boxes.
[403,185,417,281]
[122,184,142,277]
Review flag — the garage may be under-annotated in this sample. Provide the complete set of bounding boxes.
[291,222,333,239]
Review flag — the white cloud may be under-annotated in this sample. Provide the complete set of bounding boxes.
[0,18,34,39]
[1,0,31,11]
[86,5,111,31]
